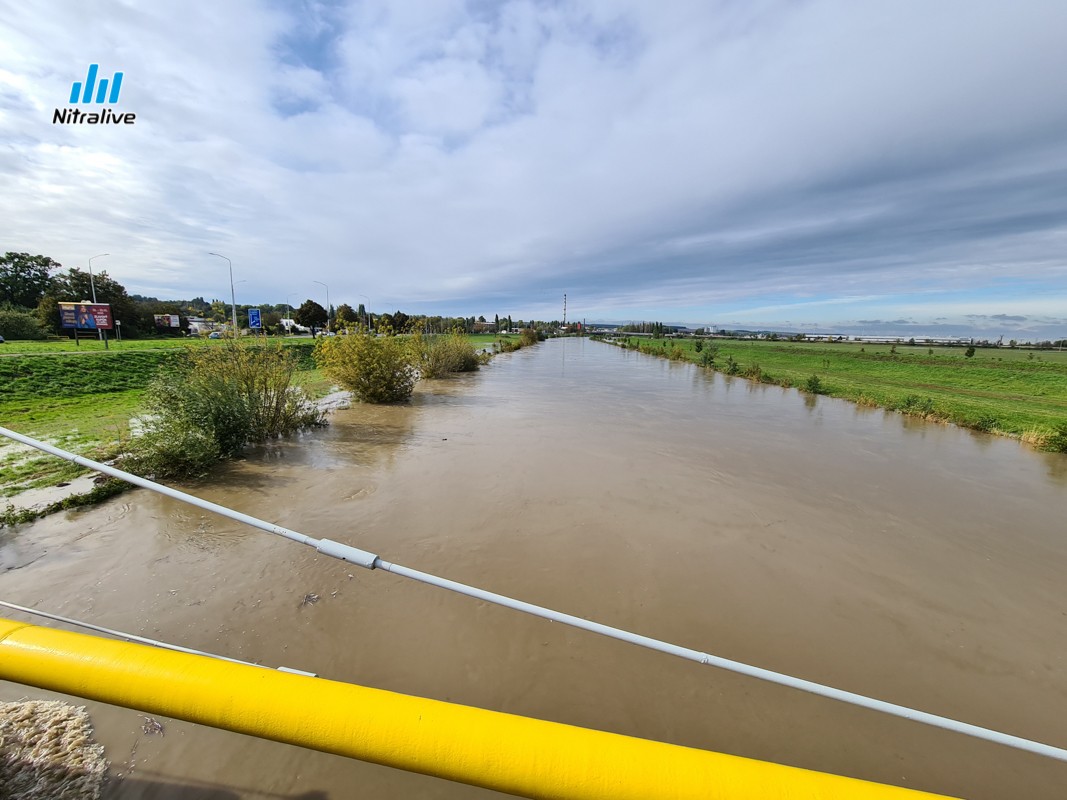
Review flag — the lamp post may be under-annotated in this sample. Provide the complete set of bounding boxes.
[208,253,238,337]
[286,293,300,334]
[313,280,330,334]
[88,253,108,344]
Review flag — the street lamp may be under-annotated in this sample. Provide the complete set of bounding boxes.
[208,252,238,336]
[286,293,300,334]
[313,280,330,333]
[88,253,108,342]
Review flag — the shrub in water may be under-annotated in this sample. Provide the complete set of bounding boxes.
[124,341,324,478]
[412,331,481,378]
[520,328,542,347]
[315,329,418,403]
[805,374,823,393]
[1042,424,1067,453]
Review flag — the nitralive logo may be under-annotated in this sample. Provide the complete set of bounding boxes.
[53,64,136,125]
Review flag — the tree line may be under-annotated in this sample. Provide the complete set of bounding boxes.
[0,251,573,341]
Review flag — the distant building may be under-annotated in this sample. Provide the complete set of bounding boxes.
[186,316,214,335]
[281,318,310,333]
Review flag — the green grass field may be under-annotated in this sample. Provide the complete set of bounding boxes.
[603,337,1067,447]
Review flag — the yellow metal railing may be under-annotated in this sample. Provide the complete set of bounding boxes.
[0,618,956,799]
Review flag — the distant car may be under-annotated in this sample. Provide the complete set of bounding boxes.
[0,335,5,343]
[208,332,222,339]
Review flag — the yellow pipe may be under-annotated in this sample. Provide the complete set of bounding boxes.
[0,618,956,799]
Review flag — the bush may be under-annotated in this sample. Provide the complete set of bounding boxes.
[899,395,936,416]
[122,341,324,479]
[315,329,418,402]
[804,374,823,393]
[520,328,542,347]
[1041,424,1067,453]
[413,331,482,378]
[0,306,46,340]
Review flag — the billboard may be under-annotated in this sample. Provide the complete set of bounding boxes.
[154,314,181,328]
[248,308,262,329]
[59,302,113,330]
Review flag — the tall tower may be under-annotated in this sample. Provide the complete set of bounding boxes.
[563,293,567,326]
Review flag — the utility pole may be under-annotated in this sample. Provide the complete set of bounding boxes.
[208,253,237,337]
[88,253,109,349]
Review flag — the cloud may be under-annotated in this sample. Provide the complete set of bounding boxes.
[1,0,1066,338]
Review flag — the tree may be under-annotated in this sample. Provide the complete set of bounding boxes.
[0,307,46,340]
[335,303,357,329]
[965,346,976,358]
[1,252,61,308]
[47,267,139,335]
[294,299,327,334]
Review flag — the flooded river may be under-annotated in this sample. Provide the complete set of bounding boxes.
[3,337,1067,799]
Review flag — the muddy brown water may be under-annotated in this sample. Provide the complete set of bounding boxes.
[3,337,1067,799]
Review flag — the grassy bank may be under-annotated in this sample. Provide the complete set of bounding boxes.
[600,337,1067,448]
[0,341,326,503]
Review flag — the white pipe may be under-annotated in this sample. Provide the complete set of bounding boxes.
[2,424,1065,763]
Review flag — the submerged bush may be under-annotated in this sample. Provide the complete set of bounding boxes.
[1040,424,1067,453]
[413,331,482,378]
[123,341,325,479]
[520,328,542,346]
[315,329,418,403]
[498,329,544,354]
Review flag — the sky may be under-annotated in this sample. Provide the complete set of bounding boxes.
[2,0,1066,340]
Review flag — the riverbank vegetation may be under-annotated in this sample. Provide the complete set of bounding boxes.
[314,329,420,403]
[0,341,328,511]
[598,336,1067,450]
[412,331,486,378]
[497,328,544,352]
[122,341,326,480]
[315,329,496,402]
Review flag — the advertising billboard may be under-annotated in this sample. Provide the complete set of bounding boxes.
[154,314,181,328]
[59,302,113,330]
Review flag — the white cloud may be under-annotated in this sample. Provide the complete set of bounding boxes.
[0,0,1064,336]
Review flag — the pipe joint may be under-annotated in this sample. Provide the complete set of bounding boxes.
[315,539,379,569]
